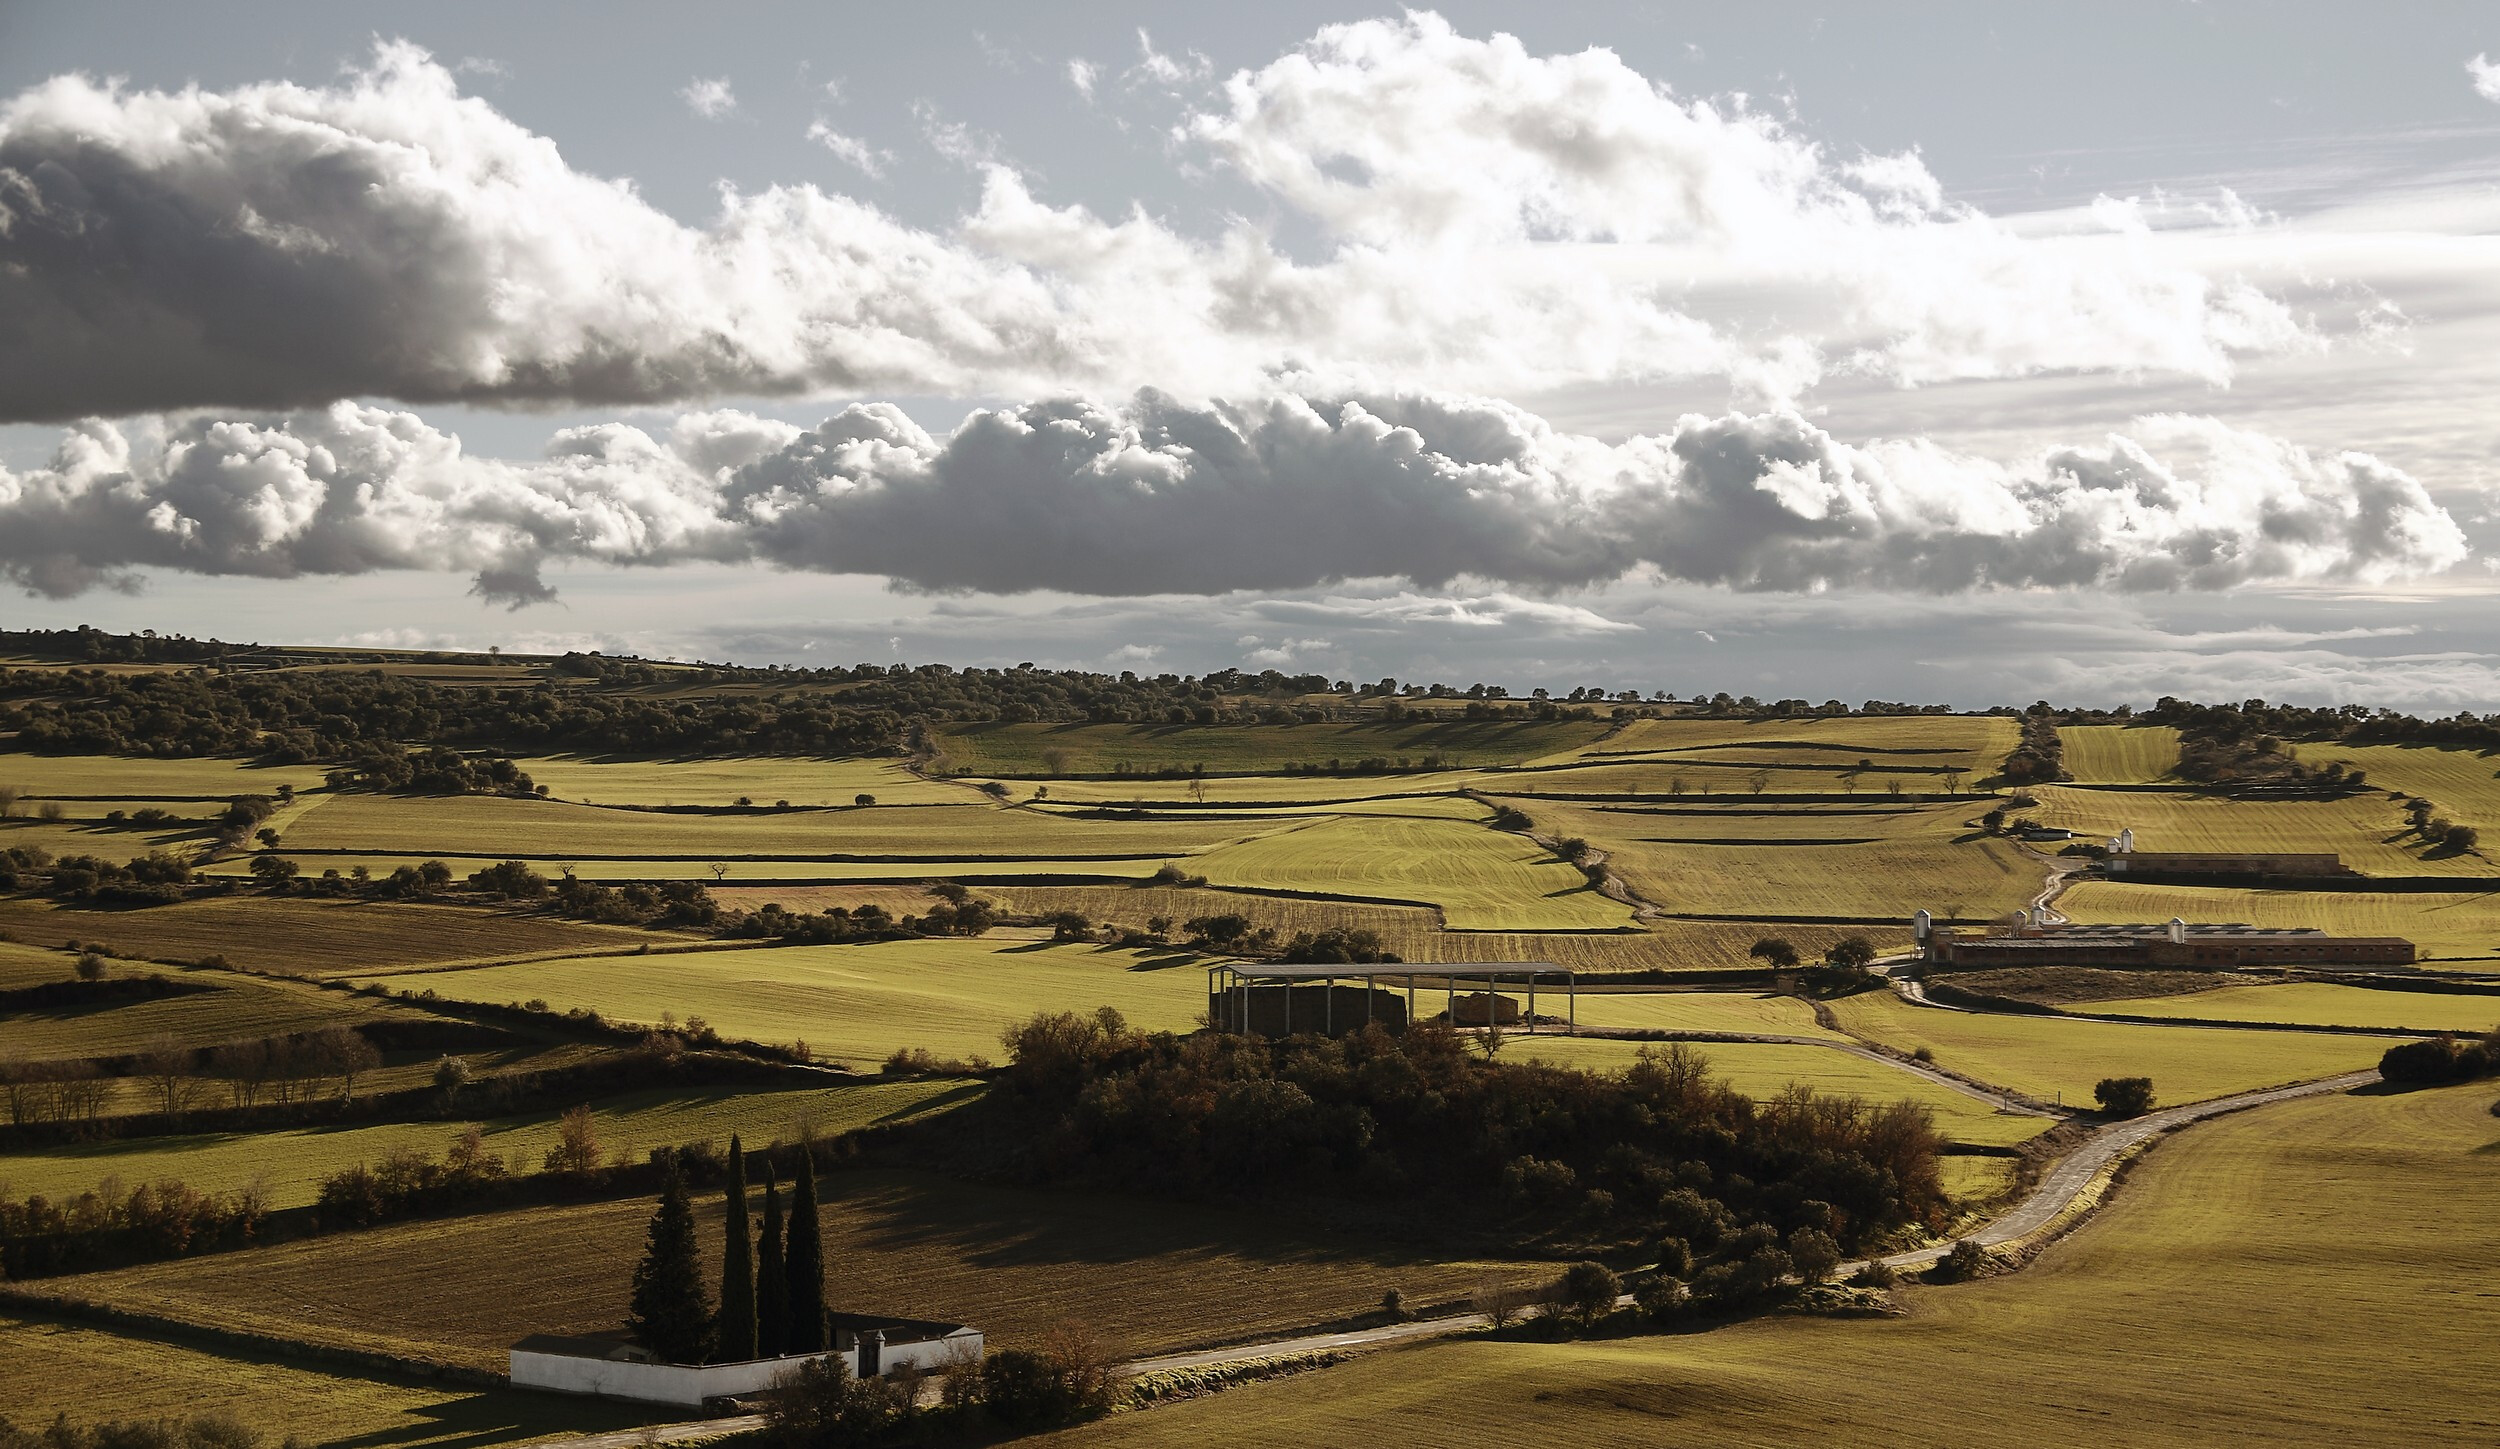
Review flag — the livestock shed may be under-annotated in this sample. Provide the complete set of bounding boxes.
[1208,961,1577,1038]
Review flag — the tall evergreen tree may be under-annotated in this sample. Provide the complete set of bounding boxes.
[784,1164,828,1353]
[756,1167,789,1357]
[626,1170,714,1364]
[716,1134,757,1362]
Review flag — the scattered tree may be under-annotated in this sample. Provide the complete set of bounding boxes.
[544,1104,601,1173]
[1789,1227,1843,1284]
[1748,937,1800,971]
[1555,1260,1622,1327]
[2093,1076,2156,1117]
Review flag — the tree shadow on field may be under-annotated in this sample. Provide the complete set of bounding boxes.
[323,1390,661,1449]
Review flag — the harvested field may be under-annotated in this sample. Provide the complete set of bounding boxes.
[0,895,667,975]
[2058,725,2182,783]
[2070,981,2500,1034]
[1033,1085,2500,1448]
[279,793,1280,861]
[514,754,970,806]
[1829,991,2393,1105]
[355,937,1209,1069]
[1186,815,1636,931]
[0,1311,656,1445]
[2055,880,2500,964]
[0,1078,971,1209]
[2027,786,2489,878]
[50,1166,1549,1369]
[0,965,422,1062]
[928,719,1606,776]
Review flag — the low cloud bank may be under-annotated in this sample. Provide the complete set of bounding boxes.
[0,392,2464,606]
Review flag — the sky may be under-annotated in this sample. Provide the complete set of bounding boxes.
[2,2,2498,708]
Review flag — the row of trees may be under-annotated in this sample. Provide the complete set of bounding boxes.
[629,1135,829,1365]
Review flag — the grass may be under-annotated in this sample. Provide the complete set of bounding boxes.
[1186,815,1636,931]
[356,937,1212,1069]
[0,1078,971,1209]
[1587,714,2018,766]
[0,895,667,975]
[2027,785,2493,878]
[0,1311,662,1445]
[2056,880,2500,965]
[0,964,420,1062]
[49,1166,1550,1370]
[0,755,331,800]
[1565,990,1836,1036]
[0,940,75,989]
[1828,990,2392,1106]
[927,719,1608,777]
[2057,724,2182,783]
[1525,796,2036,921]
[2069,981,2500,1034]
[1033,1083,2500,1447]
[278,793,1281,861]
[513,754,972,806]
[2288,740,2500,828]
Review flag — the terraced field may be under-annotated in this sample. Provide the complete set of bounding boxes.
[2056,880,2500,965]
[2026,785,2482,877]
[0,895,666,974]
[48,1166,1550,1370]
[355,937,1210,1068]
[2056,724,2182,783]
[930,718,1606,777]
[1829,991,2395,1106]
[2070,981,2500,1034]
[1038,1085,2500,1448]
[515,754,971,806]
[1187,815,1636,930]
[0,1312,654,1445]
[0,1078,971,1209]
[0,965,421,1062]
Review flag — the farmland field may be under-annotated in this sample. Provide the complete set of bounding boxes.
[1587,714,2017,766]
[1186,815,1636,930]
[0,1311,659,1445]
[0,755,330,800]
[1828,991,2394,1105]
[47,1166,1550,1370]
[2057,724,2183,783]
[0,895,667,974]
[0,1078,971,1209]
[355,938,1211,1068]
[514,754,971,806]
[927,718,1607,776]
[0,964,420,1061]
[204,853,1181,887]
[1502,1037,2052,1148]
[1564,989,1836,1036]
[1036,1085,2500,1448]
[2055,880,2500,964]
[2026,786,2488,877]
[2286,740,2500,825]
[277,793,1280,861]
[2069,981,2500,1034]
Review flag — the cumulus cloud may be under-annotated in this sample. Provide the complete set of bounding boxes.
[806,121,891,178]
[0,392,2464,605]
[681,77,737,119]
[0,19,2313,421]
[2472,54,2500,103]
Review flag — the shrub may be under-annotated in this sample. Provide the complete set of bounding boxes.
[1789,1227,1843,1284]
[2379,1034,2497,1085]
[2093,1076,2156,1117]
[73,950,108,983]
[1631,1272,1688,1325]
[1849,1257,1897,1289]
[1554,1260,1622,1326]
[761,1356,910,1446]
[978,1322,1120,1430]
[1931,1238,1990,1283]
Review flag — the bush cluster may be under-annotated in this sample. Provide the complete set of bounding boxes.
[2379,1031,2500,1085]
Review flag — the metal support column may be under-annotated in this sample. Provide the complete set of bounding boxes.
[1568,971,1577,1036]
[1528,975,1537,1036]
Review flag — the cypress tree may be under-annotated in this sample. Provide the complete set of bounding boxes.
[755,1167,788,1357]
[716,1135,757,1362]
[626,1170,714,1364]
[784,1164,828,1353]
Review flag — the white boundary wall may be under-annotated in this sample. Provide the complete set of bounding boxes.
[511,1330,984,1408]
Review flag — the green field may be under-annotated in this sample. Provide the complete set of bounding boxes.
[1186,815,1635,930]
[357,937,1210,1068]
[1036,1084,2500,1447]
[1829,991,2392,1105]
[2029,785,2488,878]
[0,964,419,1062]
[514,754,971,806]
[1527,796,2034,921]
[1501,1037,2051,1148]
[2287,740,2500,826]
[277,793,1279,861]
[1565,990,1837,1036]
[48,1166,1549,1370]
[1588,714,2018,767]
[2071,981,2500,1034]
[0,895,666,975]
[2057,724,2183,783]
[0,1311,659,1446]
[0,1078,969,1209]
[0,755,331,800]
[927,719,1607,777]
[2056,879,2500,965]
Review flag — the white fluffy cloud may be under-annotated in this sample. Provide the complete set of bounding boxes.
[0,19,2313,421]
[0,393,2463,606]
[2471,54,2500,103]
[681,77,737,119]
